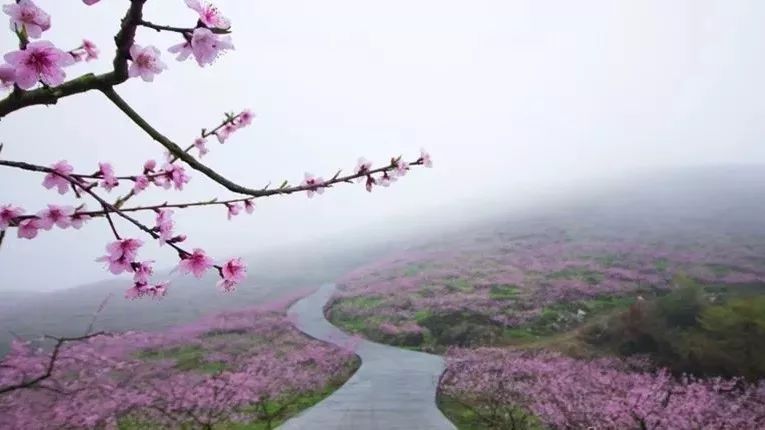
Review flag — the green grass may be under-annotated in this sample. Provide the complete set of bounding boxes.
[655,258,669,272]
[548,267,603,285]
[138,345,226,374]
[437,394,542,430]
[444,278,473,292]
[489,284,519,300]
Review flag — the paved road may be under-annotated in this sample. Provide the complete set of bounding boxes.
[278,284,457,430]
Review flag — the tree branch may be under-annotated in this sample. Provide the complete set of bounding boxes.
[0,0,146,118]
[0,332,106,395]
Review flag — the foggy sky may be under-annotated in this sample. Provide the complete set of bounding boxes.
[1,0,764,291]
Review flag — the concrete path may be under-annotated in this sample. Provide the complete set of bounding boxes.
[279,284,457,430]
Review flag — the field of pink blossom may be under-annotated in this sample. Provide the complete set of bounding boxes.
[439,348,765,430]
[0,297,359,429]
[328,229,765,350]
[327,225,765,428]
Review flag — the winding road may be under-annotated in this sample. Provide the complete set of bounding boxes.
[278,284,457,430]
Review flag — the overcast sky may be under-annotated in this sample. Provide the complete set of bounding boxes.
[1,0,764,291]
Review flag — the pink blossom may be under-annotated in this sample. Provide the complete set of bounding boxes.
[98,162,118,191]
[70,211,90,229]
[160,163,190,190]
[226,202,241,220]
[155,209,174,244]
[98,238,142,274]
[151,281,169,297]
[143,159,157,172]
[3,41,74,89]
[42,160,73,194]
[17,218,40,239]
[244,199,255,214]
[168,39,192,61]
[355,157,372,182]
[420,148,433,168]
[128,44,166,82]
[365,175,376,192]
[190,27,234,67]
[133,175,150,193]
[379,171,393,187]
[178,248,214,278]
[133,261,154,284]
[193,137,208,157]
[237,109,254,127]
[301,173,325,198]
[0,204,23,230]
[36,204,74,230]
[393,158,408,176]
[215,122,238,143]
[81,39,98,61]
[0,64,15,90]
[185,0,230,29]
[217,257,246,291]
[3,0,50,39]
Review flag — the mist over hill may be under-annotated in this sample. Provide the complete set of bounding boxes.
[2,165,763,357]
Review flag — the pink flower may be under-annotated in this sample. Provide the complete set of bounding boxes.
[237,109,254,127]
[215,122,238,143]
[81,39,98,61]
[143,159,157,172]
[193,137,208,157]
[365,175,376,192]
[98,238,142,274]
[355,157,372,183]
[70,211,90,229]
[420,148,433,168]
[379,171,393,187]
[301,173,325,198]
[36,204,74,230]
[133,175,150,193]
[3,0,50,39]
[128,44,166,82]
[133,261,154,284]
[226,202,241,220]
[217,257,246,291]
[17,218,40,239]
[393,158,408,176]
[3,41,74,89]
[168,39,192,61]
[0,204,24,230]
[98,162,118,191]
[178,248,214,278]
[82,0,100,5]
[125,284,145,300]
[244,199,255,214]
[0,64,15,90]
[190,27,234,67]
[152,281,169,297]
[185,0,230,29]
[159,163,190,190]
[42,160,73,194]
[155,209,174,244]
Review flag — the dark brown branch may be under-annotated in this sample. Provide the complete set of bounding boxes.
[99,88,427,198]
[0,332,106,395]
[139,20,230,35]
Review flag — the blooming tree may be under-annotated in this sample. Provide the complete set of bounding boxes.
[440,348,765,430]
[0,0,432,299]
[0,306,359,428]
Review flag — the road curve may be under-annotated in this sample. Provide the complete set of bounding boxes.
[278,284,456,430]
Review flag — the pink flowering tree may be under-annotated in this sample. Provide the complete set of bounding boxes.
[0,0,432,300]
[439,348,765,430]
